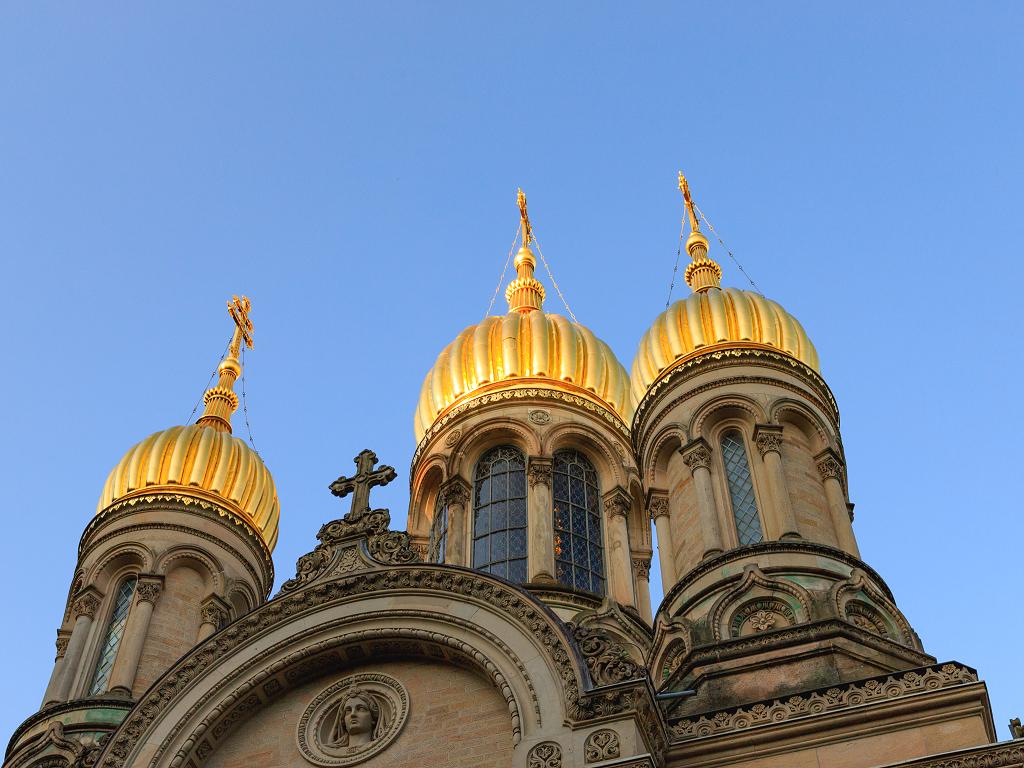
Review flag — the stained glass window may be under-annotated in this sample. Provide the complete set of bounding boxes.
[472,446,528,583]
[552,450,605,594]
[88,576,137,695]
[720,431,764,546]
[428,492,448,564]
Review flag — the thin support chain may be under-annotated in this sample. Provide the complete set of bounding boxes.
[531,234,578,324]
[692,203,762,294]
[186,339,230,424]
[484,223,521,318]
[240,345,260,455]
[665,215,687,308]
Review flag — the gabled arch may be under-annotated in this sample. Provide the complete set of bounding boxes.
[708,565,813,641]
[830,569,920,649]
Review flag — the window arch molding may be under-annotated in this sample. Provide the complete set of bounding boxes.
[470,444,529,583]
[86,545,151,596]
[541,423,629,494]
[83,564,140,697]
[550,446,608,595]
[449,420,540,479]
[709,419,769,549]
[409,461,445,545]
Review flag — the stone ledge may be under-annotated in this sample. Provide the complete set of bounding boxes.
[879,741,1024,768]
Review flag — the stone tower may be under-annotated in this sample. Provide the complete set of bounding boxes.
[408,190,652,655]
[633,175,934,720]
[7,297,278,768]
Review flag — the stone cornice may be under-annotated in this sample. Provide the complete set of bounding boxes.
[632,349,840,460]
[658,541,896,612]
[5,698,133,760]
[882,741,1024,768]
[412,386,631,468]
[668,662,978,741]
[79,497,274,596]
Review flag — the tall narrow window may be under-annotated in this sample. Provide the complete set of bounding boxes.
[88,576,137,695]
[428,493,448,564]
[720,431,764,545]
[552,450,605,594]
[472,446,528,583]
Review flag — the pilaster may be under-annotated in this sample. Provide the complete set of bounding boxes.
[681,438,724,558]
[816,447,860,557]
[603,486,636,607]
[527,457,555,583]
[754,424,801,540]
[438,475,471,566]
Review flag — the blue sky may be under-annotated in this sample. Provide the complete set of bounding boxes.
[1,3,1021,743]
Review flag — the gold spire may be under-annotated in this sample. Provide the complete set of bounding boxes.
[678,171,722,292]
[505,188,546,313]
[196,295,253,433]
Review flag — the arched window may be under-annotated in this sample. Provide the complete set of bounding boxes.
[552,450,605,594]
[472,446,528,582]
[428,493,448,564]
[720,431,764,545]
[88,576,137,695]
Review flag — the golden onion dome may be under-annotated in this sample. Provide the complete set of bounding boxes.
[96,296,280,551]
[414,189,634,442]
[630,286,819,405]
[630,173,820,406]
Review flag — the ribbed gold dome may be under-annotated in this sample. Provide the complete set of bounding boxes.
[415,310,634,441]
[97,424,280,550]
[630,286,820,405]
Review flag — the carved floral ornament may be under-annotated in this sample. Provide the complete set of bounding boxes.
[528,459,553,488]
[753,425,784,457]
[528,741,562,768]
[135,580,163,605]
[72,593,101,619]
[297,673,410,767]
[680,440,712,472]
[584,729,620,762]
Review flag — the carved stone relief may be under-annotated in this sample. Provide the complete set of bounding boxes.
[584,728,620,762]
[729,598,796,638]
[528,409,551,425]
[528,741,562,768]
[297,672,410,766]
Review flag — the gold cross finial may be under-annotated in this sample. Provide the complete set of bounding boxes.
[227,295,254,356]
[517,187,533,247]
[678,171,701,234]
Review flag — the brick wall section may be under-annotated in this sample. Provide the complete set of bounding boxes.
[781,428,838,548]
[205,659,514,768]
[133,565,204,696]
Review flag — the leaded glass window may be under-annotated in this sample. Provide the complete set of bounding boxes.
[428,493,448,564]
[472,446,528,583]
[720,431,764,546]
[552,450,605,594]
[88,576,137,695]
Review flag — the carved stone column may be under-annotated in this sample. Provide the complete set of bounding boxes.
[604,487,636,607]
[632,556,653,623]
[754,425,801,540]
[681,439,724,559]
[52,588,102,702]
[107,577,163,696]
[527,457,555,583]
[439,476,471,566]
[197,595,231,642]
[647,490,677,589]
[41,630,72,706]
[816,448,860,557]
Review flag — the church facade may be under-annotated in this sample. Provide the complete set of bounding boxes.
[5,179,1021,768]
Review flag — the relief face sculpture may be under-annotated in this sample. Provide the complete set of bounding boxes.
[328,688,384,750]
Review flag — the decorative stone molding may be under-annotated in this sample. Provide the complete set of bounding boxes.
[584,729,620,762]
[55,632,71,659]
[670,662,978,741]
[200,596,230,628]
[568,623,643,685]
[646,492,669,521]
[443,428,461,447]
[815,447,845,484]
[135,577,164,606]
[632,558,651,581]
[72,590,102,619]
[753,424,784,457]
[680,438,712,473]
[528,741,562,768]
[886,743,1024,768]
[529,409,552,425]
[528,457,553,488]
[296,672,410,766]
[438,476,470,507]
[603,487,631,520]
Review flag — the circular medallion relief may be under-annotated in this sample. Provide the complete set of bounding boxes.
[297,672,409,766]
[528,409,551,425]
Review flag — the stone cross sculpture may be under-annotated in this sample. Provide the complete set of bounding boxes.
[329,449,397,516]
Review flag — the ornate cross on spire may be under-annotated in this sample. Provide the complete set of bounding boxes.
[517,187,533,247]
[227,294,254,354]
[196,294,254,433]
[678,171,701,234]
[329,450,397,517]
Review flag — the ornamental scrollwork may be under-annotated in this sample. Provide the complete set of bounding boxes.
[528,741,562,768]
[438,478,470,508]
[632,558,651,580]
[647,495,669,520]
[72,593,101,619]
[55,634,70,659]
[817,455,844,483]
[569,623,644,686]
[584,729,620,762]
[135,580,163,605]
[754,426,784,457]
[369,531,421,565]
[528,458,553,488]
[603,489,631,520]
